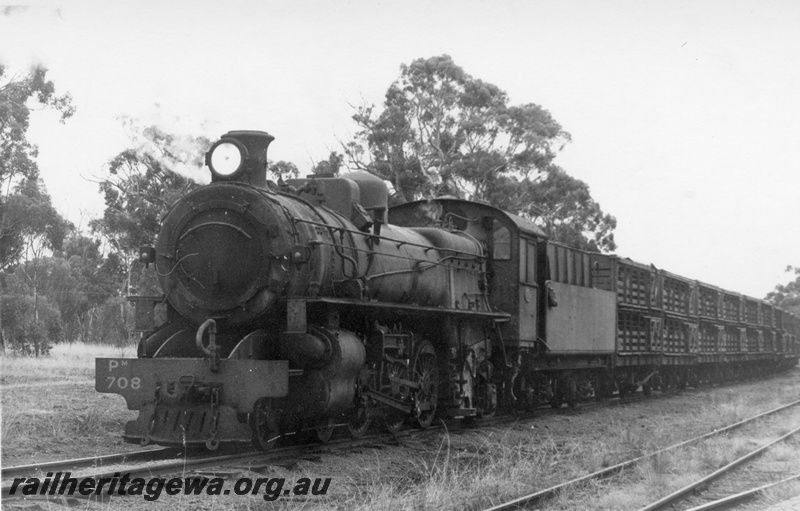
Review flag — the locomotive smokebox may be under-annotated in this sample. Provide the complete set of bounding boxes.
[206,130,274,188]
[155,182,295,326]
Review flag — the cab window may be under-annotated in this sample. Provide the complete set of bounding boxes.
[520,238,536,283]
[492,220,511,260]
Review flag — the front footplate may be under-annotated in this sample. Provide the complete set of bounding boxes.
[96,358,288,447]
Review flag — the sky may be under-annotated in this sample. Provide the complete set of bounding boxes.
[2,0,799,298]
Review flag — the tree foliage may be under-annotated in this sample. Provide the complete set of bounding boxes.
[311,151,343,176]
[1,64,75,268]
[1,239,130,352]
[1,177,71,269]
[268,159,300,182]
[0,178,72,353]
[766,266,800,315]
[90,124,206,270]
[345,55,616,252]
[0,63,75,185]
[0,64,74,352]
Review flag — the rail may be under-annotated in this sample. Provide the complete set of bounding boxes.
[637,423,800,511]
[482,397,800,511]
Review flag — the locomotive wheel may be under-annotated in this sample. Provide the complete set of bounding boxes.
[477,384,497,419]
[347,406,371,438]
[382,410,406,434]
[251,398,280,451]
[411,340,439,429]
[314,416,335,444]
[478,405,496,419]
[384,359,410,434]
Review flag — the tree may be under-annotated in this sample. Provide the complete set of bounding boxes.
[310,151,343,176]
[0,178,72,353]
[345,55,616,252]
[0,64,73,351]
[268,160,300,182]
[494,167,617,252]
[90,123,206,299]
[2,177,71,268]
[766,266,800,315]
[0,64,75,186]
[1,64,74,268]
[45,233,121,344]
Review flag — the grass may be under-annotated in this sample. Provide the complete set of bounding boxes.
[314,368,800,511]
[1,341,140,465]
[760,480,800,508]
[0,343,797,510]
[0,341,137,384]
[546,390,800,510]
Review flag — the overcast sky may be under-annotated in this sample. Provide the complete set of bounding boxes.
[2,0,799,298]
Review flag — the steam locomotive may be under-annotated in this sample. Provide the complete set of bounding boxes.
[96,130,800,450]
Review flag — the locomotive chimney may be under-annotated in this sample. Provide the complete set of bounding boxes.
[206,130,275,188]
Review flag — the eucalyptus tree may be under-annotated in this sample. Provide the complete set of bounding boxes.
[1,64,74,269]
[345,55,616,252]
[767,266,800,316]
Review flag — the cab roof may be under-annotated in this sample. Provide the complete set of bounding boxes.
[389,197,547,238]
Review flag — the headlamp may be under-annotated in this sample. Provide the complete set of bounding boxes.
[207,139,247,179]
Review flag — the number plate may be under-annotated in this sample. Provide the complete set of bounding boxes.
[96,358,289,412]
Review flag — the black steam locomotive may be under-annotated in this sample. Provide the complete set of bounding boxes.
[96,130,800,450]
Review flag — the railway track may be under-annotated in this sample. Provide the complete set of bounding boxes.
[482,397,800,511]
[679,473,800,511]
[0,429,408,502]
[637,422,800,511]
[1,407,539,501]
[0,387,615,504]
[3,374,792,506]
[0,447,177,482]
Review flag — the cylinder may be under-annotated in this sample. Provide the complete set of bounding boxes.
[283,328,365,416]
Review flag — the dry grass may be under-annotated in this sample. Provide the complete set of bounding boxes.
[315,368,800,511]
[540,383,800,511]
[759,480,800,508]
[0,344,797,510]
[1,341,139,465]
[0,341,136,384]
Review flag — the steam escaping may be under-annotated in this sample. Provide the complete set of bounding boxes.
[119,116,213,185]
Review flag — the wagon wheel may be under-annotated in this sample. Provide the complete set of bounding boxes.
[411,340,439,429]
[595,374,614,399]
[565,377,578,408]
[347,406,371,438]
[662,371,676,392]
[550,378,563,409]
[657,375,667,392]
[314,416,335,444]
[617,379,629,399]
[251,398,280,451]
[677,370,688,390]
